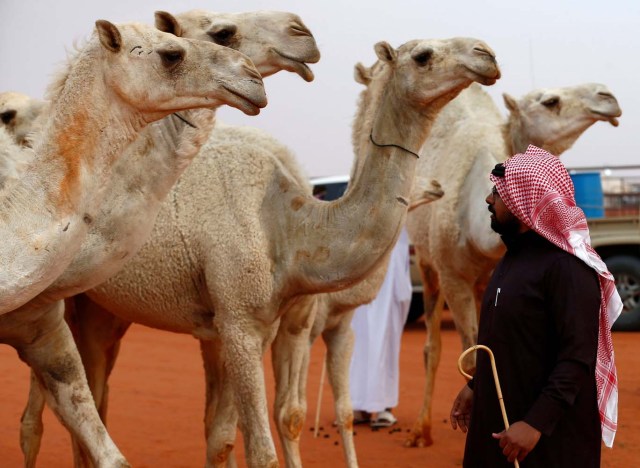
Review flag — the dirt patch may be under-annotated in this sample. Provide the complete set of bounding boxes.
[0,321,637,467]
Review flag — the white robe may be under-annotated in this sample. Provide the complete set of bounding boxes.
[349,228,412,412]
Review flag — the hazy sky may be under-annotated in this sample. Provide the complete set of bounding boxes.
[1,0,638,178]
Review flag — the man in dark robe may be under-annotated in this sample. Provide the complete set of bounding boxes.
[450,146,622,467]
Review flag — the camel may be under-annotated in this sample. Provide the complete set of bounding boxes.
[0,92,43,187]
[292,180,444,466]
[0,91,45,146]
[0,18,268,467]
[0,19,266,315]
[8,9,316,311]
[41,37,499,468]
[0,126,27,189]
[14,8,318,468]
[161,9,319,82]
[404,82,622,448]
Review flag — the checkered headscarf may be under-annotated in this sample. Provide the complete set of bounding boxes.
[490,145,622,447]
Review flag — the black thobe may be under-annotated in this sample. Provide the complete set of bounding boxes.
[463,230,602,468]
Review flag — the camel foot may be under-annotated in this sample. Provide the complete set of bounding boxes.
[403,430,434,448]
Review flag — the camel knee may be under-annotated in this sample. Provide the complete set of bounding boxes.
[334,408,354,432]
[279,407,305,440]
[211,443,235,466]
[422,341,442,365]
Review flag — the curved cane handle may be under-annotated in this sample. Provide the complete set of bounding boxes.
[457,345,489,380]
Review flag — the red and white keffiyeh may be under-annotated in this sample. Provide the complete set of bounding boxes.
[490,145,622,447]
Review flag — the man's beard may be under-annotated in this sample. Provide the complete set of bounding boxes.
[490,213,522,236]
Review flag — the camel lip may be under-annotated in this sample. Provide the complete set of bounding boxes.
[463,65,501,86]
[221,85,264,116]
[273,49,317,82]
[591,110,621,127]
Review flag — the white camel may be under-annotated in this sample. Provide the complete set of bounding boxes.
[1,18,268,467]
[404,82,622,448]
[0,91,45,146]
[0,19,266,315]
[42,37,499,468]
[15,8,319,468]
[0,92,43,186]
[297,180,444,467]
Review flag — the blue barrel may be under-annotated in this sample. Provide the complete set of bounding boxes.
[570,172,604,218]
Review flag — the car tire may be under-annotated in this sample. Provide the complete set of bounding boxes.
[607,256,640,331]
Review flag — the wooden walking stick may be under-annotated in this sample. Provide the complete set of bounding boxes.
[458,345,520,468]
[313,352,327,438]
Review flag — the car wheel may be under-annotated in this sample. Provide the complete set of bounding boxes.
[607,256,640,331]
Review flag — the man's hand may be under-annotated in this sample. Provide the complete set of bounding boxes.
[492,421,541,463]
[450,384,473,432]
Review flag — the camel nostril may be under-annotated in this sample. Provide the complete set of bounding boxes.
[244,65,263,82]
[290,24,312,37]
[473,47,495,60]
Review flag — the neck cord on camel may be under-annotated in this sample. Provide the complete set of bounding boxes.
[369,132,420,158]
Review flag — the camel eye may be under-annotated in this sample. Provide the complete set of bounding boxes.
[0,110,16,124]
[413,50,433,66]
[159,49,184,68]
[208,26,237,46]
[542,97,559,108]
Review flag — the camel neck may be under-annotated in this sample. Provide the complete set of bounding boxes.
[286,83,434,294]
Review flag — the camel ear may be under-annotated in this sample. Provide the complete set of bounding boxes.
[374,41,397,63]
[96,20,122,53]
[354,63,372,85]
[503,93,520,115]
[155,11,183,37]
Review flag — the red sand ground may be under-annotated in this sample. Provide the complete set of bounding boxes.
[0,320,638,467]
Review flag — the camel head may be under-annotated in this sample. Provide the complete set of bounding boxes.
[350,37,500,160]
[0,92,45,146]
[156,10,320,82]
[92,21,267,120]
[503,83,622,156]
[362,37,500,112]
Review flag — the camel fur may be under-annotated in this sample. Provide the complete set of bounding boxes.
[38,37,499,468]
[1,18,268,467]
[404,82,622,448]
[0,91,45,146]
[16,9,319,468]
[0,20,267,315]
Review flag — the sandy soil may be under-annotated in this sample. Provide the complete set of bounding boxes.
[0,320,637,467]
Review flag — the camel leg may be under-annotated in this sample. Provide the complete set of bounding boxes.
[216,311,279,468]
[271,296,316,468]
[443,278,479,374]
[321,311,358,468]
[408,275,478,447]
[200,338,239,468]
[1,301,129,468]
[405,291,445,447]
[20,370,46,468]
[67,294,132,467]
